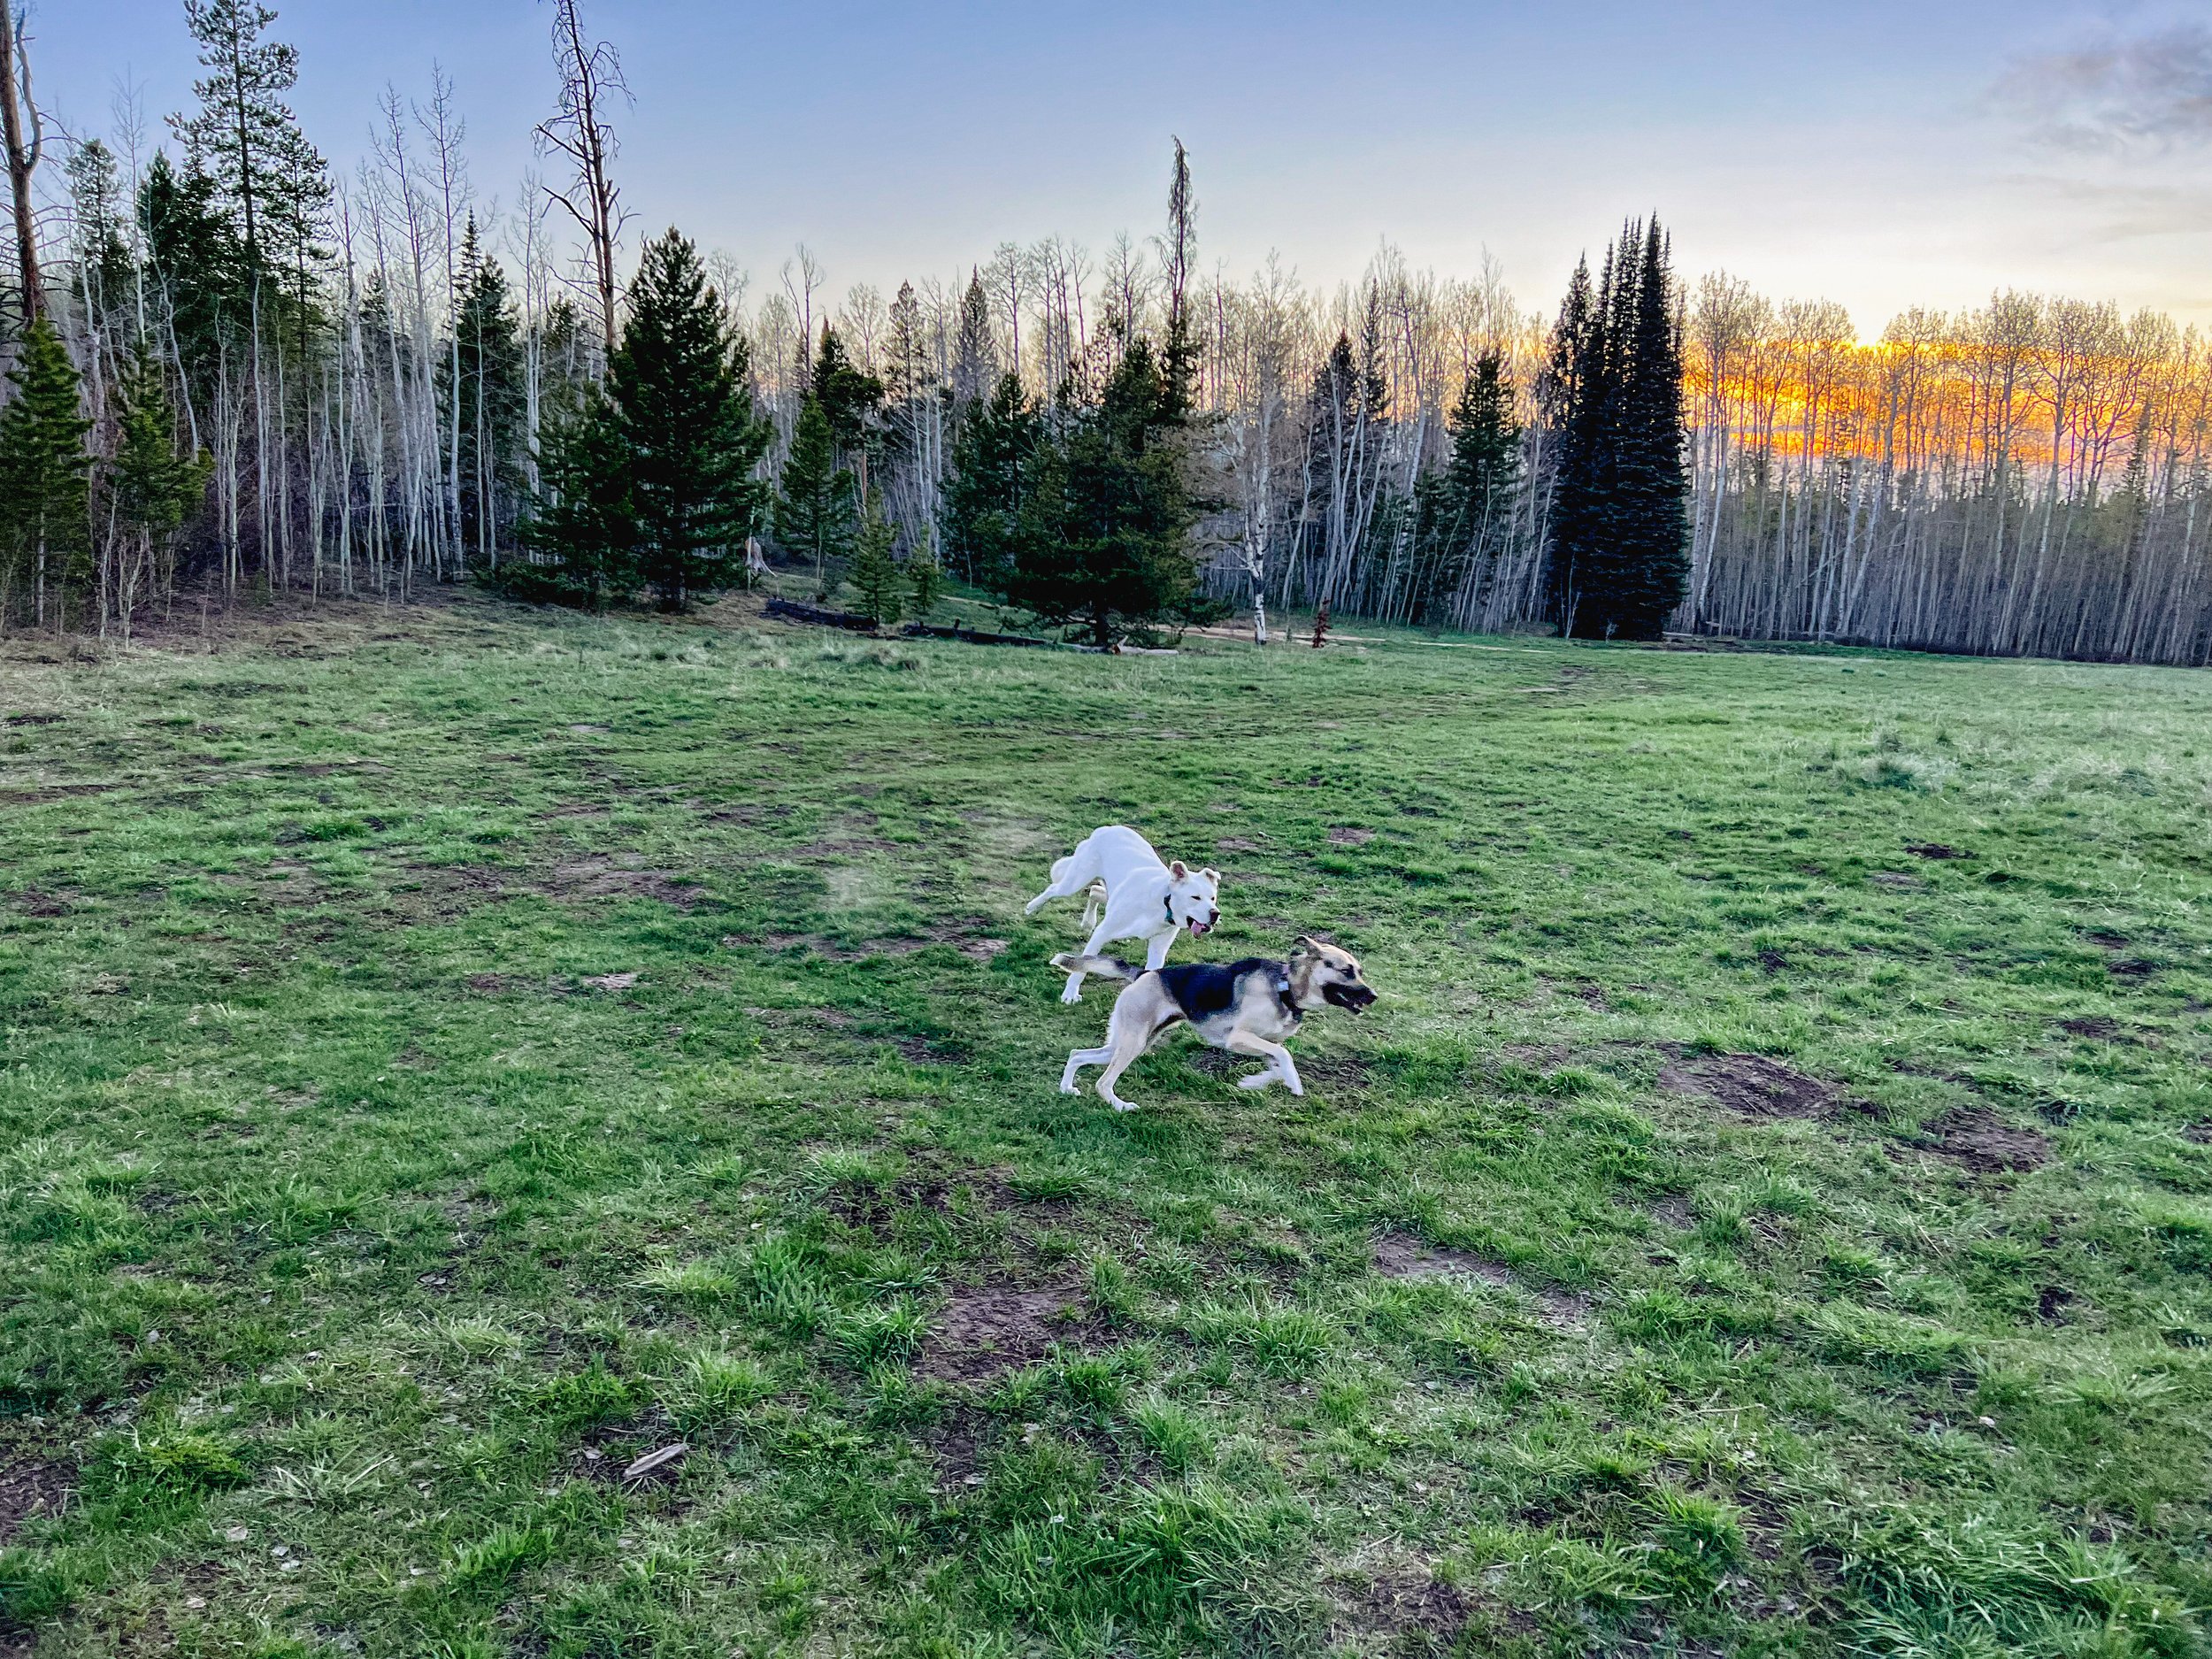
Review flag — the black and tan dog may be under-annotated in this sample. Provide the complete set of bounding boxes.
[1049,937,1376,1111]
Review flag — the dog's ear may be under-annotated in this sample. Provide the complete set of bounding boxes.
[1291,934,1317,957]
[1169,859,1188,879]
[1201,867,1219,883]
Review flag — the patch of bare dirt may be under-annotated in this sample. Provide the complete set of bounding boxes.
[0,1456,72,1544]
[1333,1563,1476,1647]
[895,1033,971,1065]
[1648,1192,1694,1230]
[2108,957,2160,979]
[1870,871,1926,890]
[465,972,510,994]
[1214,836,1263,853]
[786,837,902,859]
[1660,1053,1843,1119]
[9,887,74,917]
[2183,1121,2212,1146]
[2057,1015,2123,1041]
[1373,1233,1514,1288]
[1905,842,1973,860]
[1371,1235,1588,1329]
[1923,1107,2050,1174]
[542,855,704,910]
[4,711,64,726]
[919,1284,1086,1382]
[1327,826,1376,846]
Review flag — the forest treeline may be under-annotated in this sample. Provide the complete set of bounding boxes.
[4,0,2209,662]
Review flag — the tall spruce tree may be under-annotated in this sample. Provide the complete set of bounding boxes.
[810,324,885,464]
[939,370,1036,583]
[171,0,328,293]
[0,319,95,626]
[1609,219,1690,637]
[105,342,212,633]
[449,221,527,564]
[519,229,766,610]
[518,382,634,609]
[776,395,857,597]
[848,499,902,625]
[138,152,242,392]
[1544,220,1688,640]
[1411,350,1521,621]
[1004,337,1197,649]
[949,269,995,415]
[606,228,771,609]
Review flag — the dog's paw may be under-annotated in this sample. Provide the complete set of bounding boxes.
[1110,1100,1140,1113]
[1059,1081,1079,1094]
[1059,985,1084,1004]
[1236,1071,1275,1091]
[1287,1081,1306,1096]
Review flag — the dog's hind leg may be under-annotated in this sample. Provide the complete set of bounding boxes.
[1093,1018,1160,1112]
[1025,849,1092,916]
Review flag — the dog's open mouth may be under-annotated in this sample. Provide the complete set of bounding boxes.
[1187,920,1211,938]
[1323,982,1377,1013]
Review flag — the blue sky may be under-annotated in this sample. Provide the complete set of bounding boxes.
[31,0,2212,330]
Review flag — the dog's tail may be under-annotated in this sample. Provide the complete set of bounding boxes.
[1050,951,1139,981]
[1079,880,1107,930]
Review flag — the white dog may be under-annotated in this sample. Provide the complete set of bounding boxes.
[1025,826,1220,1002]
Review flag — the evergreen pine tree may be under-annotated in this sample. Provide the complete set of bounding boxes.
[950,270,995,416]
[1609,219,1690,638]
[848,499,902,625]
[1158,139,1200,423]
[517,383,636,609]
[906,531,942,620]
[449,221,527,564]
[605,228,772,609]
[810,324,885,462]
[171,0,328,290]
[1545,242,1622,637]
[105,342,211,631]
[1411,350,1521,621]
[939,370,1036,583]
[1545,219,1689,641]
[66,140,136,319]
[1005,337,1197,649]
[138,153,243,386]
[0,319,95,625]
[776,394,857,598]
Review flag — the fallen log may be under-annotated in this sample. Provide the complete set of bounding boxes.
[900,622,1057,649]
[764,597,879,632]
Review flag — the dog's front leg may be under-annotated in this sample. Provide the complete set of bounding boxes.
[1142,927,1176,972]
[1062,1043,1113,1094]
[1062,916,1117,1002]
[1225,1031,1302,1095]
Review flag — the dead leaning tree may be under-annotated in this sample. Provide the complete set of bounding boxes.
[0,0,43,321]
[536,0,628,364]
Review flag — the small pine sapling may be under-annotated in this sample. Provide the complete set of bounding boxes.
[849,502,902,626]
[906,531,942,621]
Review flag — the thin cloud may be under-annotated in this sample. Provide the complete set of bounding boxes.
[1997,23,2212,153]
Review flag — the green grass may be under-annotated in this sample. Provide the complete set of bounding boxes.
[3,595,2210,1657]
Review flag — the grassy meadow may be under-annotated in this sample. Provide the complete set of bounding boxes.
[2,594,2209,1658]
